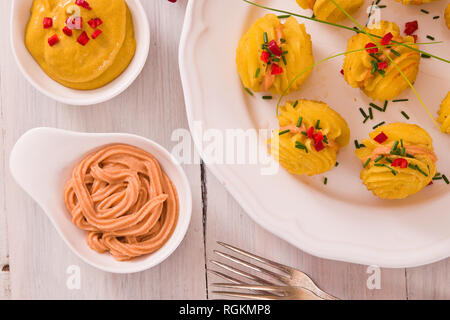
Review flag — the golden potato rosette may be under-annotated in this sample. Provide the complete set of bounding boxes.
[445,4,450,30]
[343,21,420,101]
[236,14,314,95]
[296,0,364,23]
[437,91,450,134]
[355,123,437,199]
[394,0,439,4]
[268,100,350,176]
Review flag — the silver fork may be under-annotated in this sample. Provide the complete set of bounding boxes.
[208,241,338,300]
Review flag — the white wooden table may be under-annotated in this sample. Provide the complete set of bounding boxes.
[0,0,448,300]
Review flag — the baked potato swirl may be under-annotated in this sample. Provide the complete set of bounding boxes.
[437,91,450,134]
[296,0,364,23]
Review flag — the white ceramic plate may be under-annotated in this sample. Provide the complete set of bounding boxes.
[10,0,150,105]
[180,0,450,267]
[10,128,192,273]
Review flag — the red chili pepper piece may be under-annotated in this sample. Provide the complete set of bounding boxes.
[428,181,433,186]
[373,132,388,143]
[48,34,59,47]
[392,158,408,168]
[75,0,92,10]
[378,61,388,70]
[412,34,418,43]
[340,69,344,75]
[314,141,325,152]
[313,131,323,144]
[267,40,282,56]
[91,29,102,39]
[77,31,90,46]
[88,18,103,29]
[381,32,393,46]
[307,126,314,139]
[168,0,177,2]
[271,63,283,75]
[62,26,73,36]
[43,17,53,29]
[260,51,270,63]
[365,43,378,54]
[404,20,418,35]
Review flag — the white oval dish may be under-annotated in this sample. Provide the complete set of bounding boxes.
[179,0,450,267]
[10,127,192,273]
[10,0,150,105]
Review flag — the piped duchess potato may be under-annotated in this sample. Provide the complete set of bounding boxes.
[25,0,136,90]
[269,100,350,176]
[355,123,437,199]
[296,0,364,23]
[343,21,420,101]
[394,0,439,4]
[445,4,450,30]
[236,14,314,95]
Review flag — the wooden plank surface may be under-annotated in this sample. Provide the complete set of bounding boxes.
[0,0,448,300]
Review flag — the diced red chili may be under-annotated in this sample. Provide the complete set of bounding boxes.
[412,34,418,43]
[62,26,73,36]
[75,0,92,10]
[373,132,388,143]
[313,131,323,144]
[365,43,378,54]
[392,158,408,168]
[48,34,59,47]
[43,17,53,29]
[307,126,314,139]
[381,32,393,46]
[428,181,433,186]
[77,31,90,46]
[340,69,344,75]
[314,141,325,152]
[91,29,102,39]
[260,51,270,63]
[404,20,418,35]
[168,0,177,2]
[378,61,388,70]
[271,63,283,75]
[88,18,103,29]
[267,40,282,56]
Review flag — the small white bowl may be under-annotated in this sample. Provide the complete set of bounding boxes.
[10,0,150,105]
[10,128,192,273]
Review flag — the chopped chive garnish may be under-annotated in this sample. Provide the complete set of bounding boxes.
[373,121,385,129]
[401,111,410,120]
[400,139,404,148]
[383,100,388,112]
[277,15,291,19]
[296,116,303,127]
[354,140,360,149]
[370,102,383,112]
[378,5,386,8]
[386,158,393,164]
[282,55,287,65]
[255,68,260,78]
[244,88,254,96]
[391,140,399,153]
[301,131,307,136]
[421,9,429,14]
[279,129,290,136]
[280,38,286,43]
[359,108,368,120]
[433,16,440,20]
[323,177,328,185]
[391,49,401,57]
[293,100,299,108]
[442,175,449,184]
[363,116,369,124]
[262,95,272,100]
[335,162,339,167]
[401,147,405,156]
[374,163,397,175]
[426,35,435,41]
[432,176,442,180]
[421,53,431,58]
[408,163,428,176]
[323,135,328,144]
[295,141,308,153]
[272,57,281,62]
[315,120,321,129]
[374,155,383,162]
[406,153,415,158]
[263,32,268,44]
[363,158,371,168]
[392,99,408,102]
[369,107,373,119]
[376,0,381,4]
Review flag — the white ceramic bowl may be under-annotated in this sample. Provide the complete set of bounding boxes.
[10,127,192,273]
[10,0,150,105]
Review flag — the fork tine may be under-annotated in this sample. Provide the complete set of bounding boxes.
[212,283,288,292]
[218,241,291,274]
[209,260,277,286]
[207,269,244,284]
[214,250,290,284]
[212,291,283,300]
